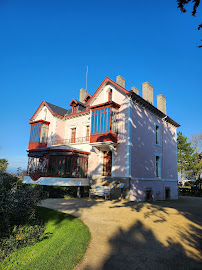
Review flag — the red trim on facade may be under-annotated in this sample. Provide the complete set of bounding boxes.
[30,101,48,121]
[85,77,130,107]
[29,120,50,125]
[90,132,118,143]
[28,142,47,150]
[108,90,112,101]
[28,148,90,155]
[65,109,89,118]
[69,99,79,106]
[84,94,92,102]
[30,101,66,121]
[89,101,120,110]
[52,112,66,118]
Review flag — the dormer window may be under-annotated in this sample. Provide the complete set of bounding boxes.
[72,105,76,114]
[108,90,112,101]
[84,94,92,103]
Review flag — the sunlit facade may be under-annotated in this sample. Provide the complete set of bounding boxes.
[24,76,180,201]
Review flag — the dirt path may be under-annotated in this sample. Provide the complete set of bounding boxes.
[40,197,202,270]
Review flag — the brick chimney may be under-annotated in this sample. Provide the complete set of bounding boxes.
[79,88,88,103]
[142,82,153,105]
[157,94,166,115]
[131,86,139,95]
[116,75,125,88]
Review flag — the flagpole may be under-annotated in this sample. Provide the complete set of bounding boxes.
[86,66,88,91]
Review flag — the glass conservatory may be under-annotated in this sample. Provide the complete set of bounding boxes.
[27,147,89,181]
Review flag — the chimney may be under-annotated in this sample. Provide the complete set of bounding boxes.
[142,82,153,105]
[131,86,139,95]
[157,94,166,115]
[116,75,125,88]
[79,88,88,103]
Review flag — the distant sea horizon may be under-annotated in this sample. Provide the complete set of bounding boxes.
[7,166,26,174]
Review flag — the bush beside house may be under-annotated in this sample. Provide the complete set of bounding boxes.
[0,171,46,261]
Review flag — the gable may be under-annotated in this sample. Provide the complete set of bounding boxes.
[86,77,130,107]
[30,101,53,122]
[30,101,68,121]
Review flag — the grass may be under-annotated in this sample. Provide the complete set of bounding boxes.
[1,207,91,270]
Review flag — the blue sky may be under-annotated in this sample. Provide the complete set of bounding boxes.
[0,0,202,172]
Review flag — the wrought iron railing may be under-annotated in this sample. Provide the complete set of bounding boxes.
[52,136,90,145]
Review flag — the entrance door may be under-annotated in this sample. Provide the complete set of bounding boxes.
[103,151,112,176]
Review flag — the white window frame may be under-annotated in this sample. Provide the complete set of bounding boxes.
[155,153,161,179]
[155,122,161,146]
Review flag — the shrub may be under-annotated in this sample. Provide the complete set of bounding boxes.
[0,172,46,237]
[0,222,45,261]
[36,185,90,198]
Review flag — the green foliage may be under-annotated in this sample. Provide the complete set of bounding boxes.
[1,207,91,270]
[0,159,8,172]
[0,172,46,236]
[189,133,202,180]
[177,131,194,178]
[35,185,90,198]
[177,0,202,47]
[0,223,45,262]
[177,132,202,181]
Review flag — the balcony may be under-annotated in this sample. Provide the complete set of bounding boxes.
[52,136,90,146]
[90,101,119,143]
[28,120,50,149]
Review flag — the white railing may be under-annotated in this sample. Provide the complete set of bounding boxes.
[52,136,90,145]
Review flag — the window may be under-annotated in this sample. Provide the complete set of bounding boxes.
[86,126,90,141]
[72,105,76,114]
[43,108,47,120]
[155,155,161,178]
[40,124,49,143]
[91,107,118,135]
[71,128,76,143]
[165,187,170,199]
[48,155,88,178]
[108,90,112,101]
[103,151,112,176]
[29,124,41,142]
[155,124,160,145]
[91,107,111,134]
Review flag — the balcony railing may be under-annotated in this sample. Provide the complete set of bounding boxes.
[52,136,90,146]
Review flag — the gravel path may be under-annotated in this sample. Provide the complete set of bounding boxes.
[40,197,202,270]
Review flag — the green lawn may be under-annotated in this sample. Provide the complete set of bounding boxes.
[1,207,91,270]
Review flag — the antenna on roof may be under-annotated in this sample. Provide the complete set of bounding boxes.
[86,65,88,91]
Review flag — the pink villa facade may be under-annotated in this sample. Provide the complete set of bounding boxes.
[24,75,180,201]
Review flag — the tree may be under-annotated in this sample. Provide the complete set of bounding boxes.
[177,131,194,180]
[0,159,8,172]
[177,0,202,47]
[189,133,202,180]
[190,132,202,153]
